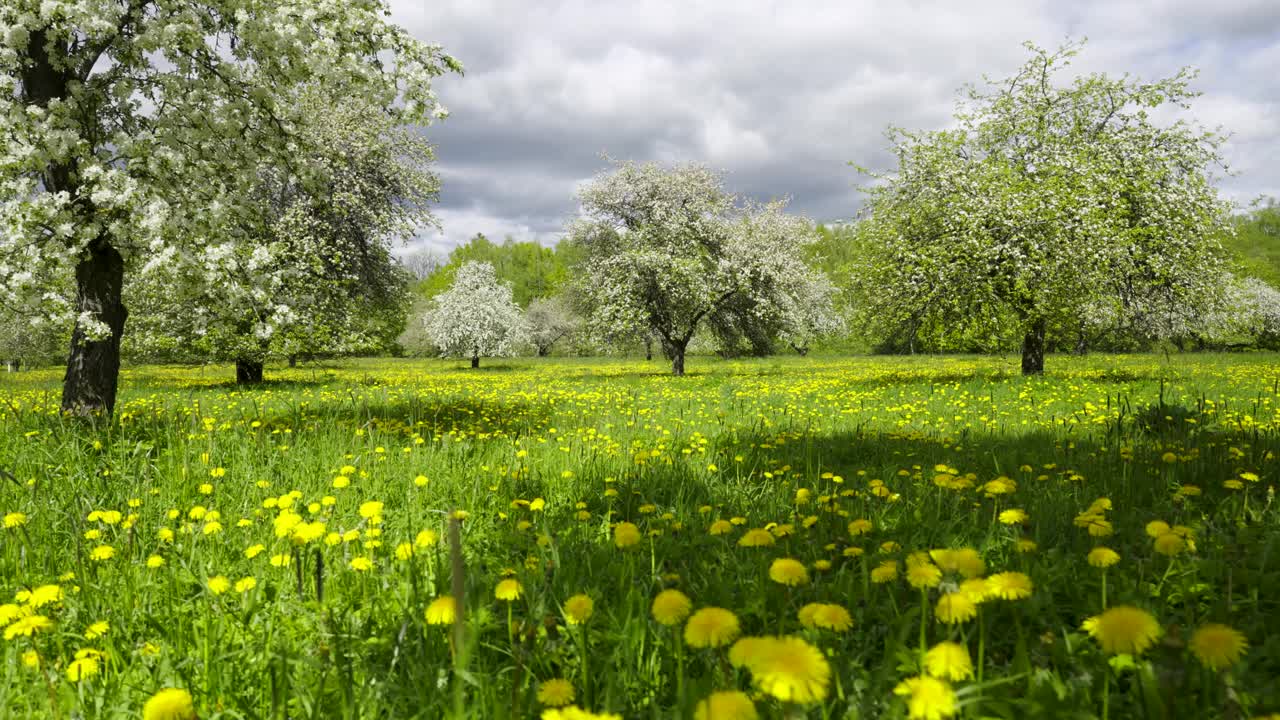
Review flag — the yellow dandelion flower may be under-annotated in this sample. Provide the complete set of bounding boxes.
[1145,520,1171,538]
[1153,532,1186,557]
[84,621,109,640]
[1189,623,1247,671]
[1087,547,1120,568]
[3,614,52,640]
[651,589,693,626]
[613,522,642,548]
[935,592,977,625]
[234,577,256,593]
[768,558,809,586]
[985,572,1033,601]
[495,579,523,601]
[998,509,1028,525]
[847,519,873,536]
[537,678,576,707]
[1082,605,1161,655]
[26,584,62,609]
[3,512,27,529]
[810,604,853,632]
[90,545,115,561]
[924,642,973,681]
[749,636,831,704]
[564,594,594,625]
[425,596,457,625]
[694,690,758,720]
[207,576,230,595]
[906,560,943,589]
[685,607,741,648]
[142,688,196,720]
[893,675,958,719]
[737,528,775,547]
[709,520,733,535]
[871,560,899,584]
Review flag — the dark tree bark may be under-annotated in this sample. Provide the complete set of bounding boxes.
[470,354,480,369]
[236,359,265,384]
[62,239,128,417]
[536,346,550,357]
[288,354,298,368]
[670,339,688,376]
[1021,318,1047,375]
[644,335,653,361]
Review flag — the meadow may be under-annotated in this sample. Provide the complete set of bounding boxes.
[1,353,1278,719]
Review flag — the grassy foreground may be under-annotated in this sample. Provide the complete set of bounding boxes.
[1,354,1279,719]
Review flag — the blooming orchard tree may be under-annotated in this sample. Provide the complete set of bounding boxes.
[524,296,579,357]
[569,161,834,375]
[857,40,1231,374]
[125,91,434,383]
[424,261,524,368]
[0,1,459,415]
[777,272,846,355]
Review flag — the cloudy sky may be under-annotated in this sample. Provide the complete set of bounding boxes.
[387,0,1280,256]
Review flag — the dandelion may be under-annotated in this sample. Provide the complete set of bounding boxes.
[26,584,62,609]
[1145,520,1170,538]
[425,596,457,625]
[395,543,414,560]
[1189,623,1248,671]
[694,690,758,720]
[924,642,973,681]
[651,589,693,626]
[748,636,831,704]
[90,545,115,561]
[809,604,853,632]
[737,528,775,547]
[3,512,26,529]
[495,579,523,601]
[537,678,576,707]
[564,594,594,625]
[998,509,1028,525]
[935,592,977,625]
[613,522,642,548]
[709,520,733,535]
[207,576,231,595]
[245,544,265,559]
[66,650,101,682]
[84,621,109,640]
[931,548,984,578]
[871,560,899,584]
[1153,532,1186,557]
[684,607,740,648]
[1088,547,1120,568]
[893,675,958,719]
[143,688,196,720]
[234,577,256,593]
[769,558,809,586]
[359,501,384,519]
[847,519,873,536]
[985,572,1033,601]
[906,559,943,589]
[1082,606,1161,655]
[3,615,51,640]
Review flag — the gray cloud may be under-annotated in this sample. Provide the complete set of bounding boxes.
[389,0,1280,254]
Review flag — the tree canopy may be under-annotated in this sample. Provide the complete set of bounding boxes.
[856,40,1231,373]
[423,261,525,368]
[0,0,458,415]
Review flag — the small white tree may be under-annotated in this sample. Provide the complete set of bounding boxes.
[524,296,579,357]
[424,261,524,368]
[778,273,846,355]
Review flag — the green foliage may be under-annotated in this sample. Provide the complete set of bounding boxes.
[418,234,570,307]
[1224,201,1280,288]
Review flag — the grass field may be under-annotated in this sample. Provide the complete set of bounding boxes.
[1,354,1278,719]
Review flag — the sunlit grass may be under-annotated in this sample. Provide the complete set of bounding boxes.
[1,353,1278,718]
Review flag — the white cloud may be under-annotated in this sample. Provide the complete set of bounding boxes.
[391,0,1280,249]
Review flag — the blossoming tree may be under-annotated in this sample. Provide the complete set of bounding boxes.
[125,90,435,383]
[0,0,459,415]
[424,261,524,368]
[856,40,1230,374]
[569,161,835,375]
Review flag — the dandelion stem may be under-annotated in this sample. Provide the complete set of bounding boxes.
[977,607,986,684]
[919,587,929,659]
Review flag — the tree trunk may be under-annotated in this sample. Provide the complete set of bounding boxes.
[288,354,298,368]
[537,346,549,357]
[1020,318,1047,375]
[671,340,687,376]
[471,354,480,369]
[4,360,19,373]
[62,240,128,417]
[236,359,265,384]
[644,336,653,361]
